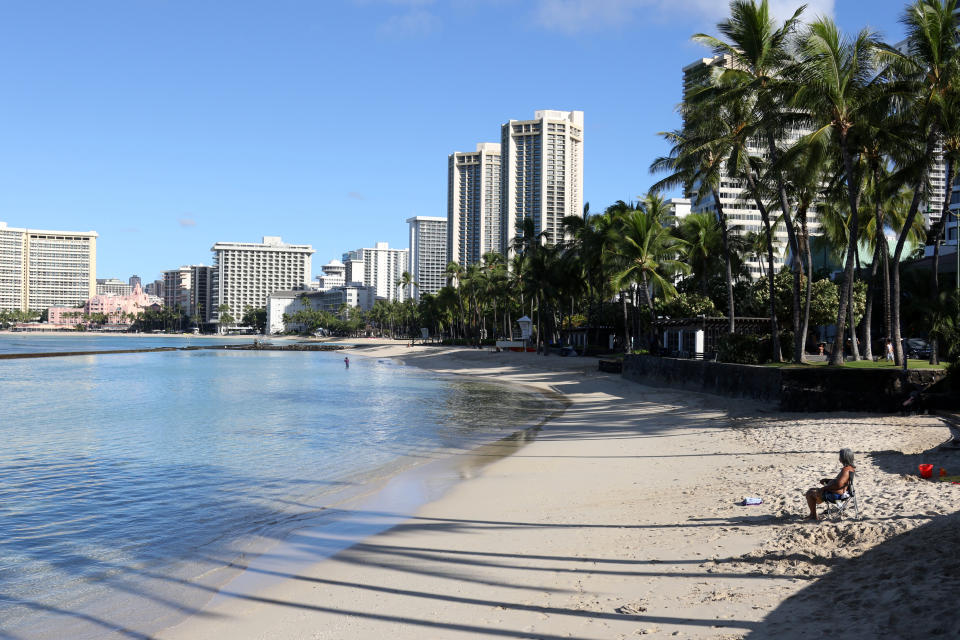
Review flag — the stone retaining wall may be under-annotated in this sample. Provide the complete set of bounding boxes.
[622,355,948,412]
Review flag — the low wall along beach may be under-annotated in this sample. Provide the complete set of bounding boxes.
[622,354,946,412]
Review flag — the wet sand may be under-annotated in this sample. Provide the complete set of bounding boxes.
[156,346,960,639]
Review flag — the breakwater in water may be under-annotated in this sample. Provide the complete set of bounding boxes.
[0,342,346,360]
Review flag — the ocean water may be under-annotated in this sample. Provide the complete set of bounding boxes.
[0,343,555,638]
[0,333,240,354]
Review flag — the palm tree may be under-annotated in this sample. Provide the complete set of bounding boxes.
[879,0,960,364]
[693,0,807,361]
[216,303,234,334]
[675,212,724,296]
[792,17,883,365]
[652,121,738,333]
[609,198,690,351]
[396,271,418,301]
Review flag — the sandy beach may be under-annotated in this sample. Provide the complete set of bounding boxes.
[155,346,960,639]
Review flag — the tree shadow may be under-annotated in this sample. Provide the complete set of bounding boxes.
[749,511,960,638]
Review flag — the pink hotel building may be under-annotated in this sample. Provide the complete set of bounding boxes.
[47,283,161,326]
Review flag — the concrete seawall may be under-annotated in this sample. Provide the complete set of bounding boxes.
[622,355,947,412]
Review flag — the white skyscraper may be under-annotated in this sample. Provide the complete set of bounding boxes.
[342,242,409,302]
[0,221,98,311]
[407,216,448,300]
[448,142,502,266]
[501,110,584,251]
[211,236,313,321]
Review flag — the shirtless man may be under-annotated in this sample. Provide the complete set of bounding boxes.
[804,448,856,521]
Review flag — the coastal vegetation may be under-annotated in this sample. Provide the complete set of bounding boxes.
[397,0,960,367]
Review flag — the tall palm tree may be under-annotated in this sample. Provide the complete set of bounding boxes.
[609,200,690,351]
[792,17,882,365]
[693,0,807,361]
[396,270,418,301]
[879,0,960,364]
[652,120,738,333]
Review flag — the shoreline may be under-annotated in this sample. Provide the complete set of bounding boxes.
[155,345,960,639]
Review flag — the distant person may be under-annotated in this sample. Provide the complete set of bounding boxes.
[344,356,349,368]
[803,448,855,521]
[885,339,894,363]
[817,344,824,356]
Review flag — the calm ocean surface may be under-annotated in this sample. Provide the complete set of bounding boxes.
[0,336,555,638]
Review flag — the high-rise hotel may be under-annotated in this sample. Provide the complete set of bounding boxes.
[211,236,313,321]
[447,110,584,266]
[448,143,503,266]
[0,221,98,311]
[502,110,584,250]
[407,216,448,300]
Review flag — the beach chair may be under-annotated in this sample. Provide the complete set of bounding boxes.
[823,471,861,521]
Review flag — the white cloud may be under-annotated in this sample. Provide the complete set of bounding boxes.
[377,8,440,37]
[534,0,834,34]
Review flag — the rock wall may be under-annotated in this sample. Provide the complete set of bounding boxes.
[622,355,948,413]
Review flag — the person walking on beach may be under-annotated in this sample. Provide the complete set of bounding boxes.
[803,448,855,521]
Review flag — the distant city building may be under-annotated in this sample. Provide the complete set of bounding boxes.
[162,266,193,312]
[0,221,98,312]
[128,275,141,289]
[189,265,215,323]
[96,278,133,297]
[48,283,161,327]
[448,143,503,266]
[667,197,692,220]
[312,259,346,292]
[212,236,313,322]
[266,285,376,334]
[407,216,448,300]
[144,279,164,298]
[342,242,409,302]
[502,110,584,251]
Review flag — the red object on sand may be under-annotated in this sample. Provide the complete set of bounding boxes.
[919,464,934,479]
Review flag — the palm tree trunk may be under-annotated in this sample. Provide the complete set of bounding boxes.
[862,240,881,362]
[892,132,938,365]
[710,187,736,333]
[767,133,804,364]
[829,135,862,367]
[928,157,954,364]
[849,275,861,361]
[743,168,781,362]
[621,291,630,353]
[800,206,814,359]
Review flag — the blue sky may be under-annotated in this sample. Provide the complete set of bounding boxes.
[0,0,912,282]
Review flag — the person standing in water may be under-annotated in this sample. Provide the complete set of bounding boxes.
[344,356,349,368]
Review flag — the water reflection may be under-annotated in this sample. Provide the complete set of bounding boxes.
[0,349,555,639]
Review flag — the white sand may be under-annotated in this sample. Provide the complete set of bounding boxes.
[155,346,960,639]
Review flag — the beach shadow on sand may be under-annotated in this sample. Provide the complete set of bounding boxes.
[749,510,960,638]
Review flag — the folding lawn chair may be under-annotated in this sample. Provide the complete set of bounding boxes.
[823,470,861,521]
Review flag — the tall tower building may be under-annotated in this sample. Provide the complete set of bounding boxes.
[211,236,313,321]
[501,110,584,252]
[448,142,502,266]
[682,56,820,277]
[407,216,448,300]
[162,266,193,311]
[342,242,409,302]
[0,222,97,311]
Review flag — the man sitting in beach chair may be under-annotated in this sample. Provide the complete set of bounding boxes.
[803,448,858,521]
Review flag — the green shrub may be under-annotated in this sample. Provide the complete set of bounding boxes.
[946,360,960,391]
[716,334,762,365]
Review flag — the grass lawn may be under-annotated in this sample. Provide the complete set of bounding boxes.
[765,358,947,370]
